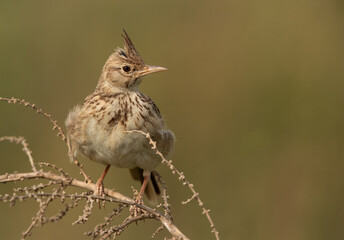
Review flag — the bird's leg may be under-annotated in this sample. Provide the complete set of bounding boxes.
[95,165,111,196]
[136,170,151,202]
[131,170,151,216]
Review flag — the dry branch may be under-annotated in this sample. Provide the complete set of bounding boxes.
[0,136,37,172]
[126,130,220,240]
[0,166,188,239]
[0,97,66,141]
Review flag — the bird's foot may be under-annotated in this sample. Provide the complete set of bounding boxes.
[95,179,105,196]
[135,194,143,205]
[93,165,111,196]
[94,179,106,209]
[130,201,144,217]
[93,165,111,209]
[129,192,144,217]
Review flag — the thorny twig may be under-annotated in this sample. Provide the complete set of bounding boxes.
[99,213,153,240]
[21,184,66,239]
[0,136,37,172]
[73,197,95,225]
[126,130,220,240]
[0,165,188,239]
[0,97,66,141]
[86,204,126,239]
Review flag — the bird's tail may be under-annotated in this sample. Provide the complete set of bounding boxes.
[129,167,160,205]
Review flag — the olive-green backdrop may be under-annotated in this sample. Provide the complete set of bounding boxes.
[1,0,343,239]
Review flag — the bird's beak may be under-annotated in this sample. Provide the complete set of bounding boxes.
[136,65,168,78]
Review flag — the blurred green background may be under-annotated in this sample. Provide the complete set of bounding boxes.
[1,0,344,239]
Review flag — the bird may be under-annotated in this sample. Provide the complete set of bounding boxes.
[65,30,175,204]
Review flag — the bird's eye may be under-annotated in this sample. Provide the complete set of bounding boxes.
[122,66,131,73]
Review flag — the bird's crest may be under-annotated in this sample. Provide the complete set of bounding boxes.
[115,30,145,67]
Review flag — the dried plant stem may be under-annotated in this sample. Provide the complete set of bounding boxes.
[0,171,132,203]
[127,130,220,240]
[0,97,66,141]
[21,185,65,239]
[0,136,37,172]
[72,157,92,183]
[99,213,153,240]
[0,170,189,240]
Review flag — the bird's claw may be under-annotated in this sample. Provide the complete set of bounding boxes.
[94,180,106,209]
[129,195,144,217]
[95,179,105,196]
[135,195,143,205]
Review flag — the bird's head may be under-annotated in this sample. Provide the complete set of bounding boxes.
[98,30,167,92]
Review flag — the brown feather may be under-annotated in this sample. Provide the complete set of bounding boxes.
[121,29,145,66]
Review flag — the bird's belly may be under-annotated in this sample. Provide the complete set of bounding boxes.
[79,119,160,170]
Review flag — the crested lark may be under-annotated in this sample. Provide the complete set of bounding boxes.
[65,30,175,203]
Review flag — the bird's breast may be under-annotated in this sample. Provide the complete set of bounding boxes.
[78,92,164,170]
